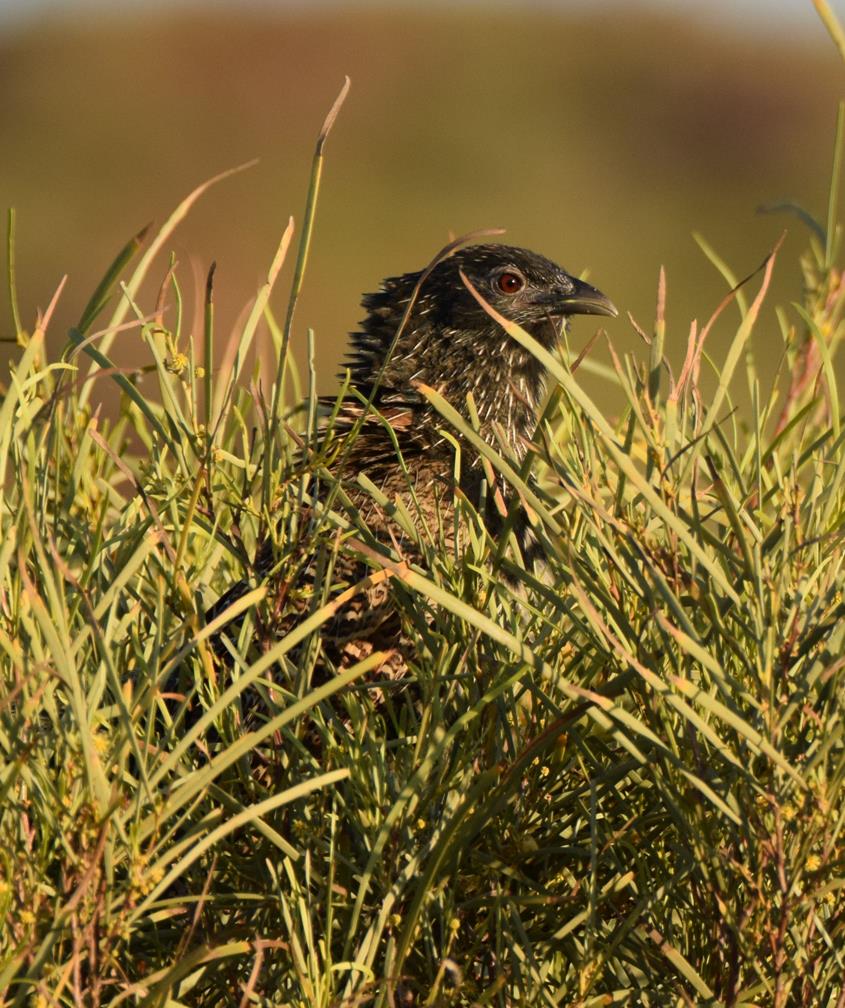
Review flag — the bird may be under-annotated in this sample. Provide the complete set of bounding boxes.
[208,242,617,693]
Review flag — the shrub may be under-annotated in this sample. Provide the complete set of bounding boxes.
[3,17,845,1006]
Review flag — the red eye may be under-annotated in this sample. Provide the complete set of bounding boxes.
[497,271,524,294]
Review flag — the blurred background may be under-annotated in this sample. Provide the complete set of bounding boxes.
[1,0,844,410]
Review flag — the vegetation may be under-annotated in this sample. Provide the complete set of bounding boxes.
[2,6,845,1006]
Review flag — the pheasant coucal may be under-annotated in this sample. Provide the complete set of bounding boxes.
[209,242,617,679]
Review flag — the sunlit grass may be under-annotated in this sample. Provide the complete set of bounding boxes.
[3,22,845,1008]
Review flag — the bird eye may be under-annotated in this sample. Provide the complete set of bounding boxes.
[496,270,525,295]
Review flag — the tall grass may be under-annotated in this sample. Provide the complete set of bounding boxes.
[2,13,845,1007]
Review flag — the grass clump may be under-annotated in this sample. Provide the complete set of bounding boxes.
[3,35,845,1008]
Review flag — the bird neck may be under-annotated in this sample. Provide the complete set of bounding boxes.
[426,343,545,459]
[348,319,556,459]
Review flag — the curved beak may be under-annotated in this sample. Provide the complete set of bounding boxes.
[557,276,618,318]
[530,276,617,319]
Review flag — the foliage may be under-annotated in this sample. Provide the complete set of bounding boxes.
[2,13,845,1007]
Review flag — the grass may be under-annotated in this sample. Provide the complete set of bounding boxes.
[3,10,845,1006]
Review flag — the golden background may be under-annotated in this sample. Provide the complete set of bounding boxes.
[1,5,842,408]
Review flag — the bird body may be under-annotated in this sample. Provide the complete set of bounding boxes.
[209,243,616,685]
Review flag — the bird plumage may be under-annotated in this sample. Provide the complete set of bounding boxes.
[208,243,616,690]
[344,244,615,458]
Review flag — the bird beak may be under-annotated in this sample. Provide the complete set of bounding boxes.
[556,276,618,318]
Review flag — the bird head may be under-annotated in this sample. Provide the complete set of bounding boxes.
[431,244,617,339]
